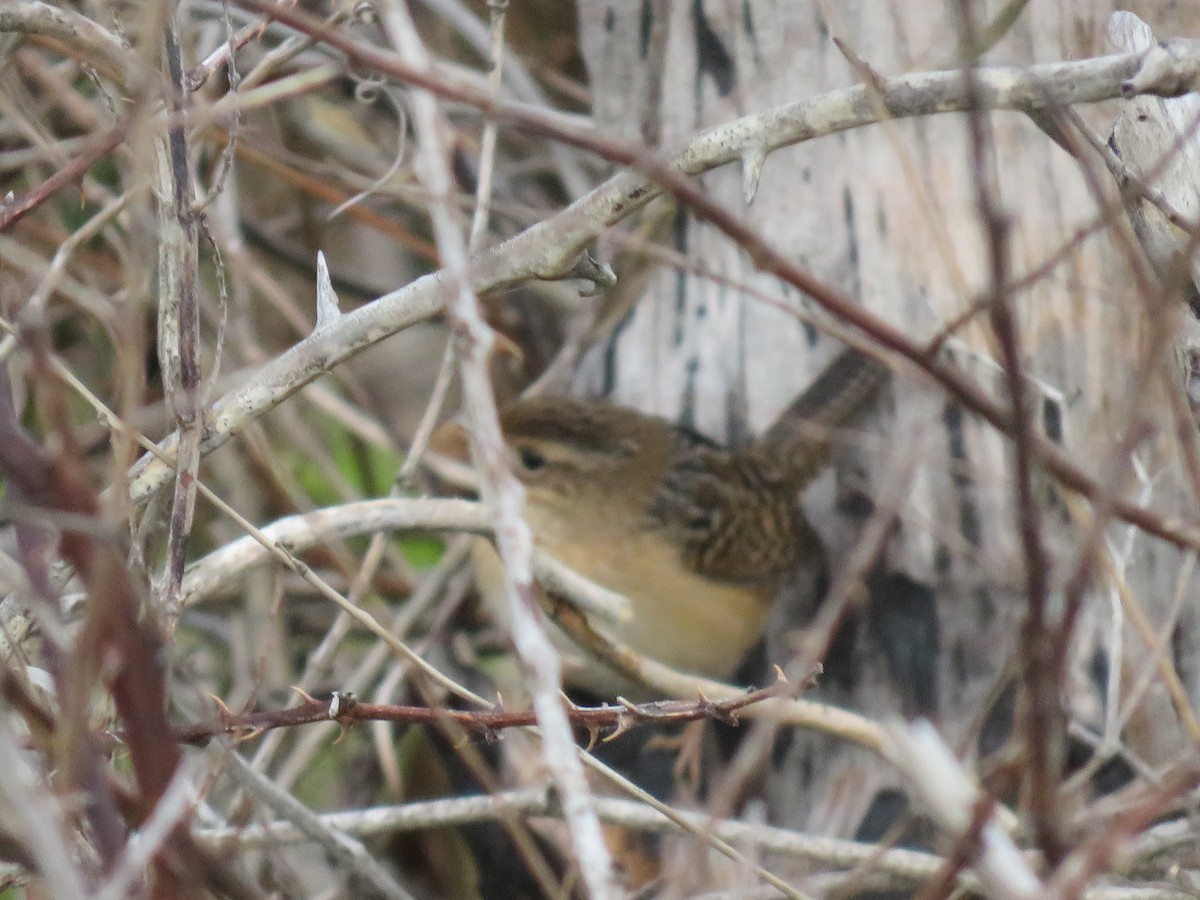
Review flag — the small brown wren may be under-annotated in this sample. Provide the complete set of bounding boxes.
[434,349,889,696]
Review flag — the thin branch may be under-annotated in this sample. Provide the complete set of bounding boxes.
[93,762,202,900]
[538,588,888,752]
[173,679,790,745]
[958,0,1061,864]
[259,540,472,791]
[413,0,593,198]
[1047,765,1200,899]
[466,0,507,250]
[374,3,615,894]
[156,16,203,618]
[215,748,415,900]
[196,788,1198,899]
[178,497,629,621]
[0,2,143,91]
[889,720,1044,900]
[0,117,132,231]
[0,718,86,900]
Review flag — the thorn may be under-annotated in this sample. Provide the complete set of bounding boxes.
[208,693,235,718]
[563,249,617,296]
[292,685,318,704]
[741,144,766,205]
[704,694,738,725]
[603,715,634,743]
[314,251,341,330]
[584,724,601,752]
[234,726,264,744]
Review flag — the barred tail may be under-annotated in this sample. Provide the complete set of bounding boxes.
[760,347,890,488]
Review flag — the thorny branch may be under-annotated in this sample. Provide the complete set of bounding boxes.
[173,677,795,746]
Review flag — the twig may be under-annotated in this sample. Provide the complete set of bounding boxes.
[1110,553,1200,746]
[374,3,616,894]
[466,0,507,250]
[1047,764,1200,899]
[0,345,201,887]
[413,0,592,199]
[0,117,132,231]
[0,2,143,91]
[178,497,630,621]
[93,761,202,900]
[264,539,472,791]
[156,17,203,618]
[215,747,415,900]
[198,786,551,848]
[25,188,141,318]
[578,752,813,900]
[958,0,1061,864]
[0,718,86,900]
[888,720,1043,900]
[194,786,1199,898]
[539,589,887,752]
[914,792,998,900]
[173,679,787,745]
[186,0,274,90]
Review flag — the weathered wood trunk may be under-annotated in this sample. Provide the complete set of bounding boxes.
[575,0,1200,840]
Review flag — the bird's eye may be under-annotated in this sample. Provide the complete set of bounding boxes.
[517,446,546,471]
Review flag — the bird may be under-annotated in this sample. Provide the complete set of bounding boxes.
[432,347,890,697]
